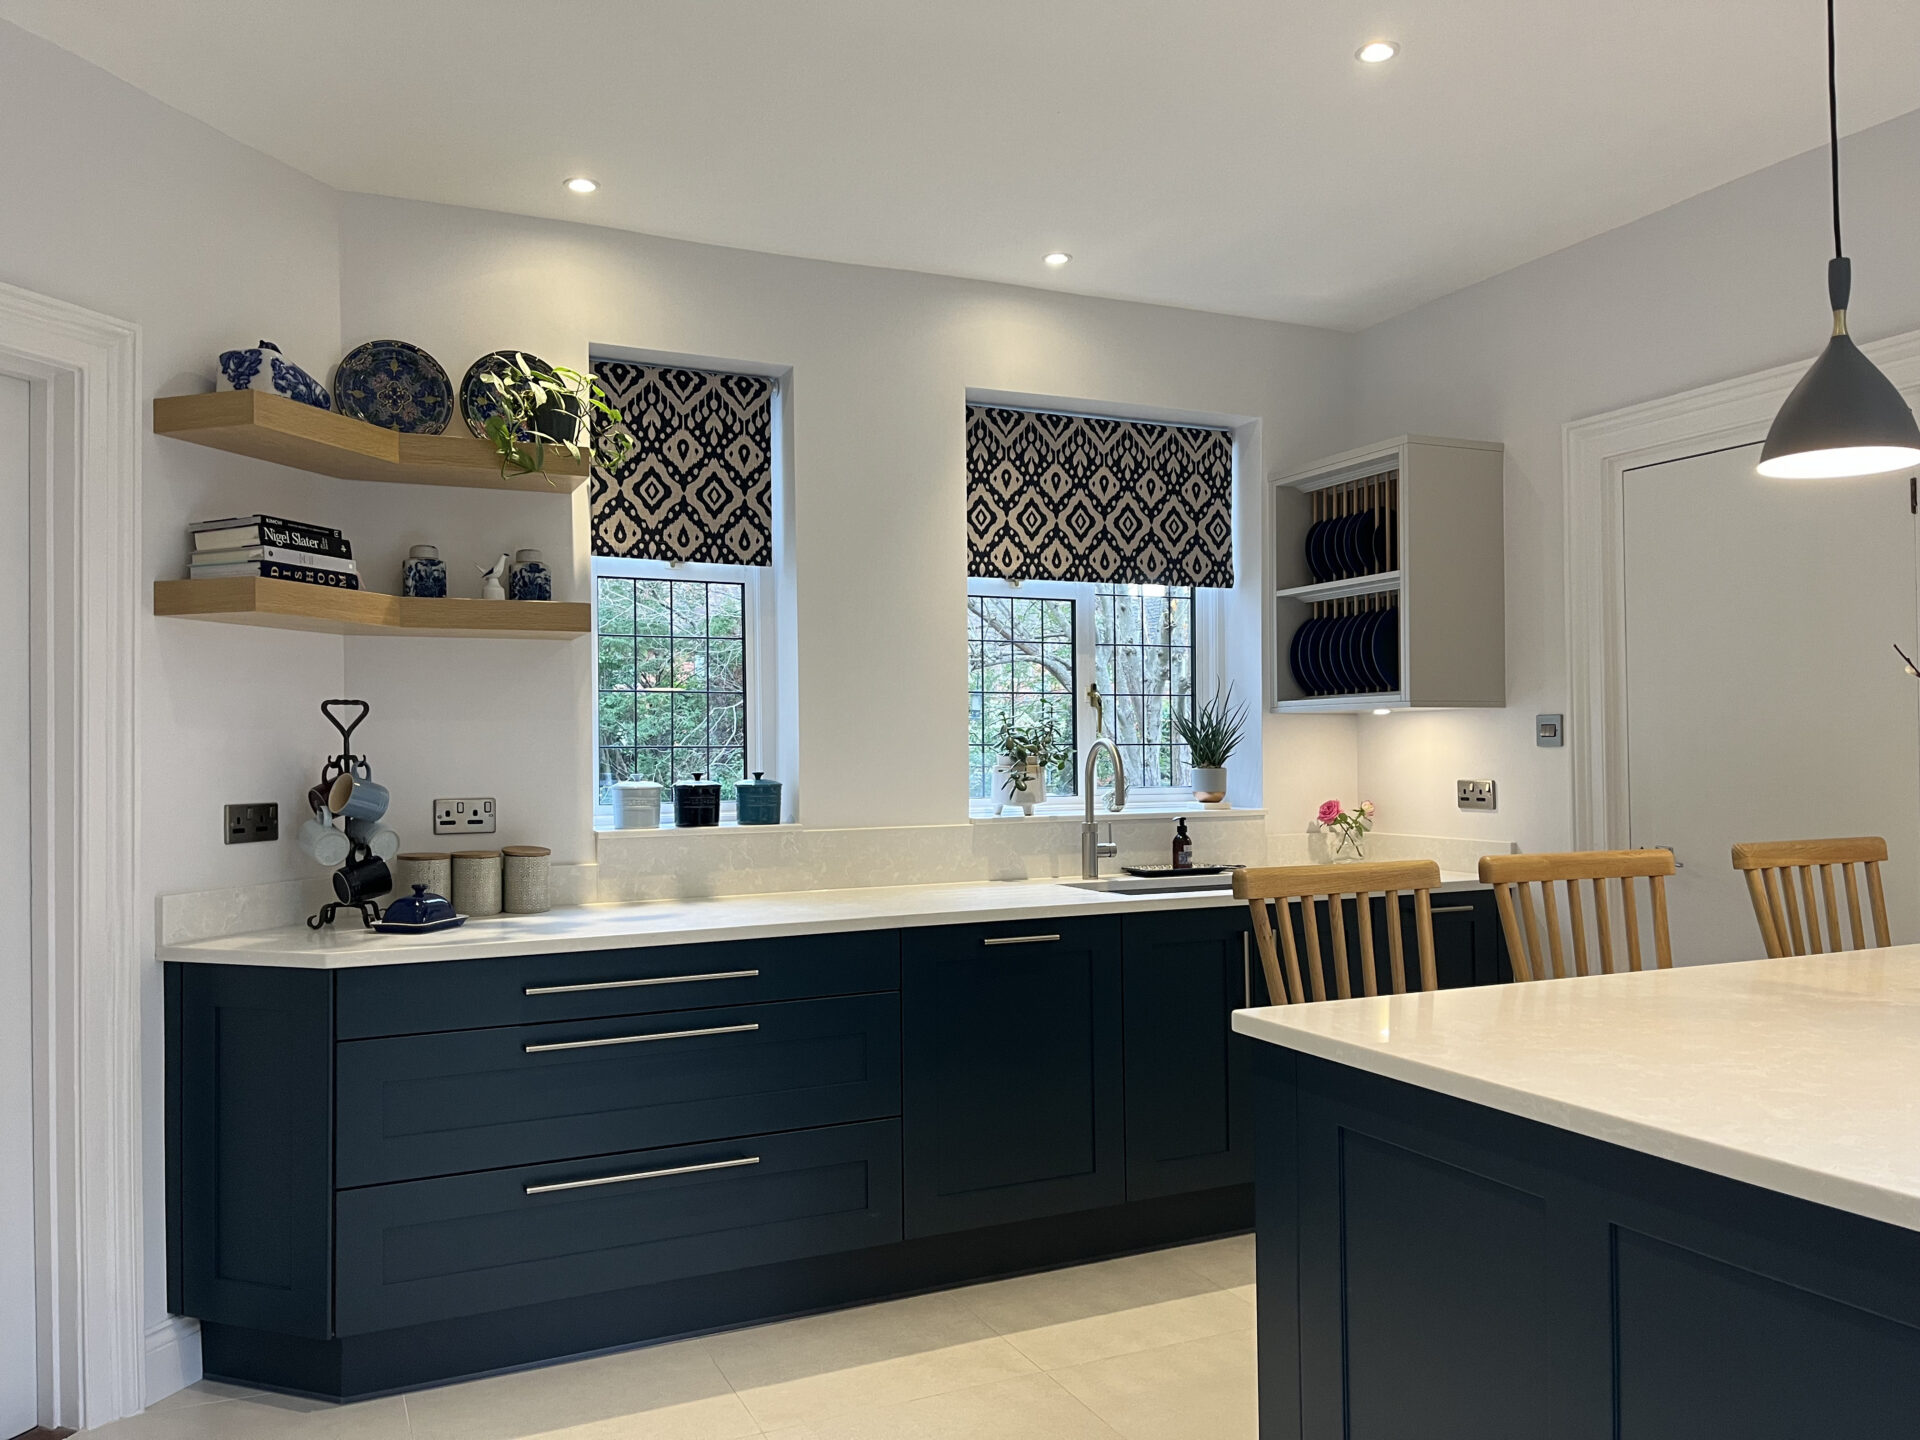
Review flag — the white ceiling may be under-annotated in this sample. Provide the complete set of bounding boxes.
[8,0,1920,330]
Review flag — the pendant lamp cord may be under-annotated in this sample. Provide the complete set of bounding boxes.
[1828,0,1843,259]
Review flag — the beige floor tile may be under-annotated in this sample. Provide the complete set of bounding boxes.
[143,1379,258,1414]
[1051,1330,1258,1440]
[956,1249,1225,1336]
[728,1334,1038,1432]
[81,1392,409,1440]
[994,1287,1255,1371]
[1164,1232,1256,1290]
[781,1372,1124,1440]
[403,1338,758,1440]
[1230,1282,1256,1306]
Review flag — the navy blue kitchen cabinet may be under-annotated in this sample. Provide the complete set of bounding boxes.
[902,916,1127,1236]
[1122,905,1266,1200]
[1288,887,1506,1001]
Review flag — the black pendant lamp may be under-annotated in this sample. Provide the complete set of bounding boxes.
[1757,0,1920,479]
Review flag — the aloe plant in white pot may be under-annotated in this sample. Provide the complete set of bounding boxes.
[1173,685,1249,804]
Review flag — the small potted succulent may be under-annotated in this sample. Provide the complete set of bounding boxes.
[993,715,1072,816]
[1173,685,1249,803]
[474,353,635,483]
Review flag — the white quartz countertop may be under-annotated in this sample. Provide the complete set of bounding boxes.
[1233,949,1920,1233]
[159,870,1484,970]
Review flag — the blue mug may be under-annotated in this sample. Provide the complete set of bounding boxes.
[328,772,390,822]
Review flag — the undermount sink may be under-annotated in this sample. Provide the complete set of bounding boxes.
[1065,872,1239,896]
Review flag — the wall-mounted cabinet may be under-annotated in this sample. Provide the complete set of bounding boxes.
[1270,435,1504,712]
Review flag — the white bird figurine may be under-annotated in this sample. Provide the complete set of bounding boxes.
[477,552,510,601]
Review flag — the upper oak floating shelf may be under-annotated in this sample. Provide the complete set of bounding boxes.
[154,578,591,640]
[152,391,589,494]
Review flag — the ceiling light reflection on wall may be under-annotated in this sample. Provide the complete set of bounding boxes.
[1356,41,1399,63]
[565,176,599,194]
[1043,252,1072,267]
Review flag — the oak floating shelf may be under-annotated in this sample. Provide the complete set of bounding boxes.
[154,579,591,640]
[152,391,589,494]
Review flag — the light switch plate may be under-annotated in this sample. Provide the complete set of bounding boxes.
[224,802,279,844]
[434,797,496,835]
[1536,714,1564,747]
[1457,779,1497,811]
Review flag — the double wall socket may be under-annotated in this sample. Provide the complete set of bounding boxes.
[1457,779,1497,811]
[434,797,496,835]
[224,802,279,844]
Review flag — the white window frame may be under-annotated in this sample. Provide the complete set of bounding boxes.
[967,576,1226,816]
[591,555,779,828]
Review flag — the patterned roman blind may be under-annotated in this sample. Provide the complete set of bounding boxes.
[591,361,774,565]
[965,405,1234,588]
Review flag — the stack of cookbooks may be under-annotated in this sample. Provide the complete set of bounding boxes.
[187,514,360,589]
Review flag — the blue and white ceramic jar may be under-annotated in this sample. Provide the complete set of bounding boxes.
[509,548,552,601]
[216,340,331,410]
[402,544,448,598]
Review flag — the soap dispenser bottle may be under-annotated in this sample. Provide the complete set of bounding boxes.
[1172,818,1193,870]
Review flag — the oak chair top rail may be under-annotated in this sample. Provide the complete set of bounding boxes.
[1237,860,1443,1007]
[1478,849,1676,885]
[1729,835,1890,959]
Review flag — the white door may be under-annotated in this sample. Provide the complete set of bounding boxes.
[0,373,35,1434]
[1624,442,1920,966]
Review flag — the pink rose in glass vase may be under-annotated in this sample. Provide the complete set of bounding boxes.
[1316,799,1343,826]
[1315,799,1374,860]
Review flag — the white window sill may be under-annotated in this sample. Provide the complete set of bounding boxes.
[970,801,1263,823]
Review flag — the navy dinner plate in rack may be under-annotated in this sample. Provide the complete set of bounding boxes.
[1288,618,1312,693]
[1306,519,1332,583]
[1355,609,1388,692]
[1373,608,1401,692]
[1304,613,1333,694]
[1323,611,1354,694]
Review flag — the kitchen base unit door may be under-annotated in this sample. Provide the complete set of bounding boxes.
[336,993,901,1186]
[334,1120,903,1334]
[902,918,1124,1238]
[1122,907,1261,1201]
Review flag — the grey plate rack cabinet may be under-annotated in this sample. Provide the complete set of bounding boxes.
[1270,435,1505,712]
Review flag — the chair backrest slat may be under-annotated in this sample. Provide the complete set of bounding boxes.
[1730,837,1891,958]
[1478,850,1678,981]
[1234,861,1445,1004]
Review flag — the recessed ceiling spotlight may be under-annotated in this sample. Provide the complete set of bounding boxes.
[1356,40,1399,63]
[564,176,599,194]
[1372,708,1392,716]
[1043,252,1072,267]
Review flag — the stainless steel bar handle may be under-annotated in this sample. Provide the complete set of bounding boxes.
[1429,905,1476,915]
[524,1022,759,1054]
[524,969,759,996]
[525,1155,760,1196]
[983,934,1061,946]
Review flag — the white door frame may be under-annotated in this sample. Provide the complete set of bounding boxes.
[0,280,142,1430]
[1563,327,1920,851]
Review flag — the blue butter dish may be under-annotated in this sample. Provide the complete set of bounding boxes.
[371,884,468,935]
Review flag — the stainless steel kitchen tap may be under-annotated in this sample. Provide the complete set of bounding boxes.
[1080,738,1127,879]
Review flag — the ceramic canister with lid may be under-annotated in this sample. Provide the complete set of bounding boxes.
[502,846,552,914]
[673,774,722,828]
[613,779,662,829]
[395,851,451,898]
[736,772,782,825]
[451,850,503,917]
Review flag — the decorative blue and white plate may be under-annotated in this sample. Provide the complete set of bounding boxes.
[333,340,453,434]
[460,350,562,441]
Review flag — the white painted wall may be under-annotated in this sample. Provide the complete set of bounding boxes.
[336,194,1360,858]
[1346,107,1920,853]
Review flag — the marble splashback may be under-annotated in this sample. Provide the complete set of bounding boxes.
[157,820,1513,944]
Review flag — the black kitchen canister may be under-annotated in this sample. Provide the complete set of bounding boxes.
[673,773,722,828]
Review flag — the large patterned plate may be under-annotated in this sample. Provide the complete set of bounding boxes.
[332,340,453,434]
[460,350,574,442]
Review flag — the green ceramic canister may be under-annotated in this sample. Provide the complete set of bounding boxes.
[736,772,783,825]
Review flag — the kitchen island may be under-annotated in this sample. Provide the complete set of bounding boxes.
[1233,949,1920,1439]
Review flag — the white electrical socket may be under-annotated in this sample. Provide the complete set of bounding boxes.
[434,797,496,835]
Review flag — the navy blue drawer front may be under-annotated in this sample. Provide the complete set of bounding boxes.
[334,929,901,1040]
[336,992,902,1187]
[334,1120,903,1334]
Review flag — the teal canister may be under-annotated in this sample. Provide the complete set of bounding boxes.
[736,772,783,825]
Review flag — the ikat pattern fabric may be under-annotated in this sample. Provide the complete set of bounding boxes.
[591,362,773,565]
[965,405,1234,588]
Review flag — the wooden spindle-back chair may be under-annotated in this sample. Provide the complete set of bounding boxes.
[1729,837,1890,958]
[1477,850,1676,981]
[1233,860,1442,1005]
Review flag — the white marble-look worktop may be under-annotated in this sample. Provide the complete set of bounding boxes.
[158,870,1484,970]
[1233,949,1920,1233]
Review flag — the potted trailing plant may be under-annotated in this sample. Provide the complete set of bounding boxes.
[993,715,1072,816]
[1173,685,1249,803]
[474,353,635,483]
